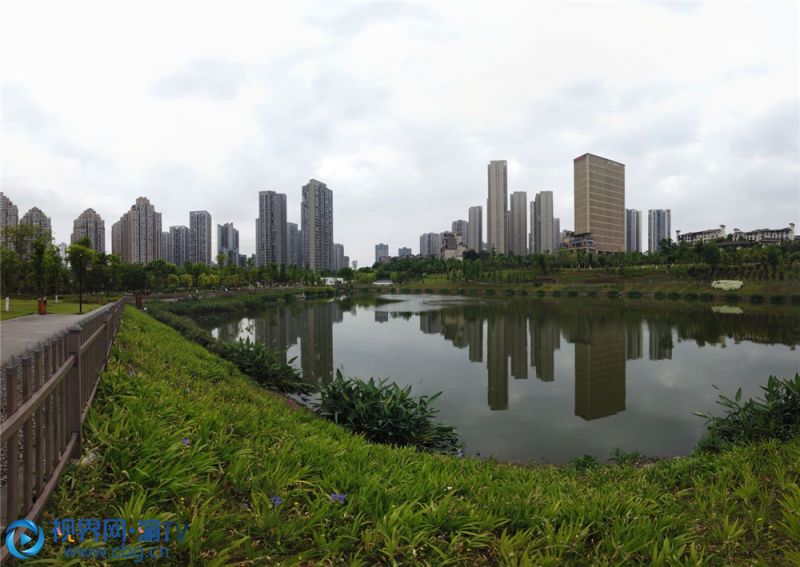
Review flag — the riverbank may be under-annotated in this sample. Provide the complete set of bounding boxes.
[41,306,800,564]
[357,269,800,305]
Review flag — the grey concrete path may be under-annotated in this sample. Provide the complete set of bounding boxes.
[0,311,100,366]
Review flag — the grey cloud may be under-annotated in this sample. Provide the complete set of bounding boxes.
[732,99,799,159]
[1,83,116,169]
[151,59,251,100]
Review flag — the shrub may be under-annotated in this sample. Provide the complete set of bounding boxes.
[684,292,698,301]
[699,293,714,302]
[654,291,666,300]
[568,290,578,298]
[536,290,545,297]
[425,288,434,294]
[750,294,765,304]
[696,374,800,452]
[627,291,642,299]
[314,370,459,453]
[587,290,597,298]
[607,291,621,298]
[770,295,786,304]
[504,289,515,296]
[457,288,465,295]
[726,294,739,303]
[520,289,528,296]
[222,338,311,394]
[569,455,599,472]
[792,295,800,305]
[485,289,496,295]
[552,290,561,297]
[667,292,680,300]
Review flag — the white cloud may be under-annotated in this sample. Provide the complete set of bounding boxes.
[1,0,797,261]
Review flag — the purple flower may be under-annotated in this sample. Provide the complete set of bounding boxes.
[181,438,190,446]
[329,493,346,504]
[269,496,283,506]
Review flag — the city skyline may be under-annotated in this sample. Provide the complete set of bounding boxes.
[1,2,797,266]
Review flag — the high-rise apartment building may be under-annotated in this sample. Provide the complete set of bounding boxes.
[648,209,671,253]
[20,206,52,235]
[553,218,561,251]
[398,247,412,257]
[574,154,625,253]
[332,243,346,272]
[217,222,240,266]
[626,209,642,253]
[467,206,482,251]
[419,232,442,258]
[189,210,212,266]
[533,191,555,253]
[0,192,19,246]
[170,226,190,266]
[375,243,389,264]
[509,191,528,256]
[112,197,162,264]
[301,179,333,272]
[257,191,288,266]
[161,232,172,263]
[451,220,469,241]
[71,208,105,253]
[287,222,303,266]
[487,160,508,254]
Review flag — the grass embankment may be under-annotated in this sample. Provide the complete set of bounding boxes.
[379,269,800,303]
[43,307,800,565]
[0,298,103,320]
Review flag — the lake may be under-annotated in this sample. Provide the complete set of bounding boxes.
[202,294,800,463]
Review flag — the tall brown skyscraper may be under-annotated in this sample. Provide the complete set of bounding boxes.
[574,153,625,253]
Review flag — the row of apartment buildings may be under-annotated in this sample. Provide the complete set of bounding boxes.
[373,152,796,262]
[1,178,348,271]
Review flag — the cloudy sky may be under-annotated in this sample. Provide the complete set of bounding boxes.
[2,0,798,264]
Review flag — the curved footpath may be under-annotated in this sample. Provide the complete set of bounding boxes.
[38,306,800,565]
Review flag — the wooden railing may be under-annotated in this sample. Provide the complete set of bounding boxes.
[0,299,125,560]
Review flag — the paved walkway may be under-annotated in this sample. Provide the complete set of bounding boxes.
[0,311,100,366]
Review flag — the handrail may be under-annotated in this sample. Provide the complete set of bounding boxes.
[0,298,126,561]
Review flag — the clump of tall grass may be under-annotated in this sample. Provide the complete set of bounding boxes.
[696,374,800,452]
[222,338,312,394]
[314,370,459,453]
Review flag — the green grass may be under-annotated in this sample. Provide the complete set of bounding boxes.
[394,269,800,304]
[0,298,103,320]
[42,307,800,564]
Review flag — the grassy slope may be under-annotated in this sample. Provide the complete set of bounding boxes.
[42,307,800,565]
[0,299,102,320]
[398,270,800,298]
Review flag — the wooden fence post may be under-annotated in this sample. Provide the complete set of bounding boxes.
[66,325,83,459]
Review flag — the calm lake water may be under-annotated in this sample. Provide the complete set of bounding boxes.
[202,295,800,463]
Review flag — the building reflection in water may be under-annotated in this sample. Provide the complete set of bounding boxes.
[218,298,797,425]
[508,312,528,379]
[487,316,508,410]
[573,318,627,420]
[245,302,343,384]
[648,319,674,361]
[531,313,560,382]
[626,321,643,360]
